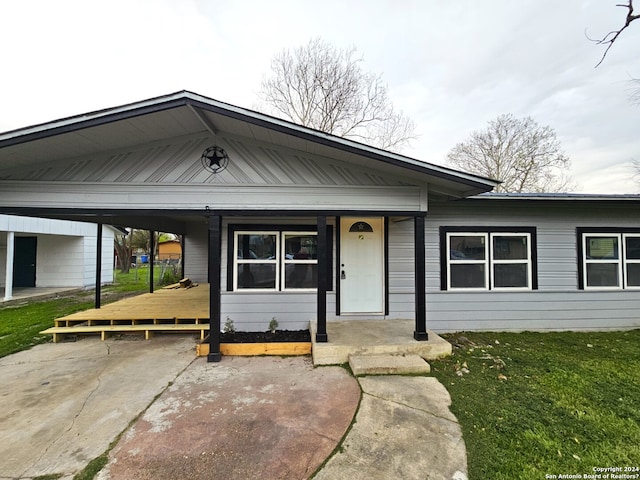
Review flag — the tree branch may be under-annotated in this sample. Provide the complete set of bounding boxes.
[258,37,416,151]
[590,0,640,67]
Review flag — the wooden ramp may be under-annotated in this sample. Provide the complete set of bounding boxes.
[41,284,209,342]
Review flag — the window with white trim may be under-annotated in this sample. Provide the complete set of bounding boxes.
[581,232,640,289]
[443,228,535,291]
[233,230,318,291]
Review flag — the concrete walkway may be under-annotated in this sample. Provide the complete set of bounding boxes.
[315,375,468,480]
[0,337,467,480]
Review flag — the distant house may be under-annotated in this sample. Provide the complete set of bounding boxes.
[0,91,638,361]
[158,239,182,262]
[1,215,115,301]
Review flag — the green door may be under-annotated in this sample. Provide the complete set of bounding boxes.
[13,237,37,287]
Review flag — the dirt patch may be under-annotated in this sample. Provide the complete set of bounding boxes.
[220,330,311,343]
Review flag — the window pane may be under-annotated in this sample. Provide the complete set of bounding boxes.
[626,236,640,260]
[236,264,276,289]
[586,263,619,287]
[284,234,317,260]
[237,234,277,259]
[494,264,528,288]
[449,235,485,260]
[586,237,618,260]
[627,264,640,287]
[285,264,318,289]
[493,236,528,260]
[450,264,486,288]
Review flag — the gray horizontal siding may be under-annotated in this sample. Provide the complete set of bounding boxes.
[427,200,640,291]
[185,200,640,333]
[221,293,318,331]
[424,200,640,332]
[388,218,415,294]
[184,223,208,282]
[426,291,640,332]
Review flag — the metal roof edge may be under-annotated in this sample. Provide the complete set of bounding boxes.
[470,192,640,201]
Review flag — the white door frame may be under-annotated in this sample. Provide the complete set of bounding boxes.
[339,217,385,315]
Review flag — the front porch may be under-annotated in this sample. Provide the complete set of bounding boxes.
[311,319,452,365]
[39,284,451,363]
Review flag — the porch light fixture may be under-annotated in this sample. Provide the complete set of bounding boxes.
[201,145,229,174]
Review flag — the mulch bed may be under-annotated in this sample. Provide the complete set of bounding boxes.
[220,330,311,343]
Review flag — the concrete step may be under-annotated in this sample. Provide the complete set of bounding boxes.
[349,353,431,376]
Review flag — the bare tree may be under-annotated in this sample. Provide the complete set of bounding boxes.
[113,229,167,273]
[258,38,416,152]
[446,114,575,193]
[631,158,640,188]
[591,0,639,67]
[114,230,132,274]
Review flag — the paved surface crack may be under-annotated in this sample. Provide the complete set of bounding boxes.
[361,390,459,425]
[21,342,112,478]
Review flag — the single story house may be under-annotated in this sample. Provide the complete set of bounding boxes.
[0,91,638,361]
[1,214,115,301]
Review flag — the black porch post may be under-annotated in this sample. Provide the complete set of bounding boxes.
[316,215,328,342]
[95,223,102,309]
[148,230,154,293]
[208,215,222,362]
[414,214,428,341]
[180,235,185,280]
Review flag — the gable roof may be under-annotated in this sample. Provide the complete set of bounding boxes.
[0,91,498,199]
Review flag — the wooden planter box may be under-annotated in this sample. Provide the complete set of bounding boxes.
[196,342,312,357]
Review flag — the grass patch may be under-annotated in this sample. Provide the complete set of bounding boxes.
[0,294,95,358]
[0,269,172,358]
[430,330,640,479]
[73,453,109,480]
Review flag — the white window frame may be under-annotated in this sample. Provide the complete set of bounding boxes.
[233,230,318,292]
[490,233,532,291]
[234,231,279,292]
[446,231,532,291]
[582,233,640,290]
[624,234,640,289]
[446,232,489,291]
[282,231,318,292]
[582,233,622,290]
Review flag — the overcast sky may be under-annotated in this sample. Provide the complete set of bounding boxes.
[1,0,639,193]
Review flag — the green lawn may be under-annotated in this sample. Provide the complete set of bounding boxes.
[431,330,640,479]
[111,263,181,291]
[0,267,180,358]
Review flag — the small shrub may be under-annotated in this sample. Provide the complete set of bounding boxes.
[159,264,181,286]
[223,317,236,334]
[268,317,279,333]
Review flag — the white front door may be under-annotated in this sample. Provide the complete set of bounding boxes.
[340,217,384,314]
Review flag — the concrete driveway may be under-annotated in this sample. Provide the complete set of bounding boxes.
[0,336,466,480]
[0,336,359,479]
[0,336,197,478]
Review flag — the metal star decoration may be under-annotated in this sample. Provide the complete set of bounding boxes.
[201,145,230,174]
